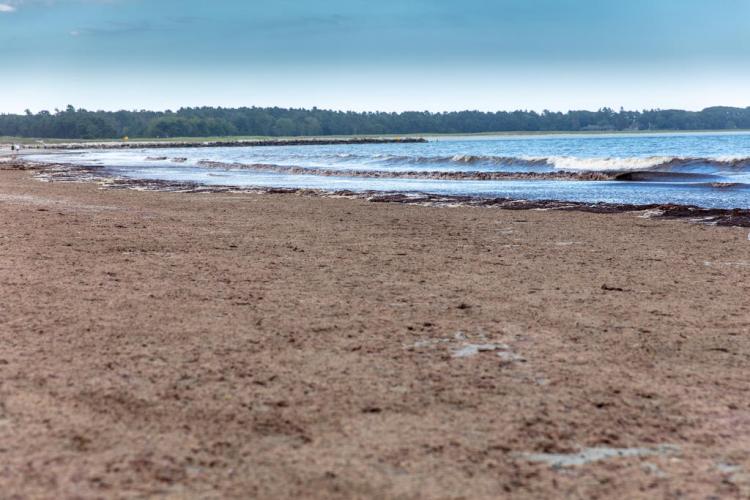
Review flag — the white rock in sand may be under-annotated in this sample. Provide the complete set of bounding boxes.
[452,343,509,358]
[497,351,526,363]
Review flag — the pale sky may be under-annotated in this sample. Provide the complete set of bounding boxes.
[1,0,749,113]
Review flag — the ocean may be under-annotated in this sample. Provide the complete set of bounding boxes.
[26,131,750,209]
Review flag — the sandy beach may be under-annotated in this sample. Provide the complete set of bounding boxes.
[1,163,749,498]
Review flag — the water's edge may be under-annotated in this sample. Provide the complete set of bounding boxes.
[7,159,750,227]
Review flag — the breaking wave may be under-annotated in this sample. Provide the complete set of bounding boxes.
[370,154,550,167]
[367,154,750,171]
[250,153,750,172]
[142,153,750,182]
[142,151,750,173]
[188,160,747,187]
[194,160,613,181]
[544,155,750,172]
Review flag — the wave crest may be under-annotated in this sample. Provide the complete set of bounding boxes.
[367,154,750,171]
[148,152,750,173]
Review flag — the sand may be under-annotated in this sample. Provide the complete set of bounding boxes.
[1,164,749,498]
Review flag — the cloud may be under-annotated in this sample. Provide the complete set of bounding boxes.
[1,0,120,12]
[69,20,151,37]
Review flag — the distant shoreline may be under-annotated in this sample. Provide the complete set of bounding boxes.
[14,137,427,151]
[4,105,750,142]
[3,129,750,147]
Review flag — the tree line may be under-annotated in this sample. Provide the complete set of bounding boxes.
[1,105,749,139]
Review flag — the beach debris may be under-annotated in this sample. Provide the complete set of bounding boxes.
[520,445,680,468]
[407,331,522,363]
[642,462,667,478]
[497,351,526,363]
[453,343,506,358]
[703,260,750,268]
[716,463,750,493]
[409,338,452,349]
[717,462,742,474]
[639,208,665,219]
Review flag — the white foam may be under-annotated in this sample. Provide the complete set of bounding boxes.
[715,155,750,162]
[451,154,476,163]
[543,155,674,172]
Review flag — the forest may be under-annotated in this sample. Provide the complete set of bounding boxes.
[1,105,749,139]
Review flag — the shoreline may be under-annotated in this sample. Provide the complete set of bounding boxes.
[8,158,750,227]
[1,166,749,498]
[4,129,750,147]
[14,136,427,150]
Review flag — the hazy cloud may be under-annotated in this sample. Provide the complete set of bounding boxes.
[2,0,120,11]
[69,21,151,36]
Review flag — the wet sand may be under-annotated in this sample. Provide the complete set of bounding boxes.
[1,164,749,498]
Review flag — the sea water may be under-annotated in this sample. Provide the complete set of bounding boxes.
[26,131,750,209]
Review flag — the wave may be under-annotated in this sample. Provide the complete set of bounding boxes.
[192,159,749,187]
[613,171,719,182]
[194,160,612,181]
[546,155,750,172]
[543,156,674,171]
[146,153,750,174]
[697,182,750,189]
[344,153,750,171]
[370,154,550,167]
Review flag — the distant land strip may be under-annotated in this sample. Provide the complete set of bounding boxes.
[20,137,427,150]
[1,105,749,140]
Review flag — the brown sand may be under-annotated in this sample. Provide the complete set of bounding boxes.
[1,166,749,498]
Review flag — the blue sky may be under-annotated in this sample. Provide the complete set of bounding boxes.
[1,0,749,113]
